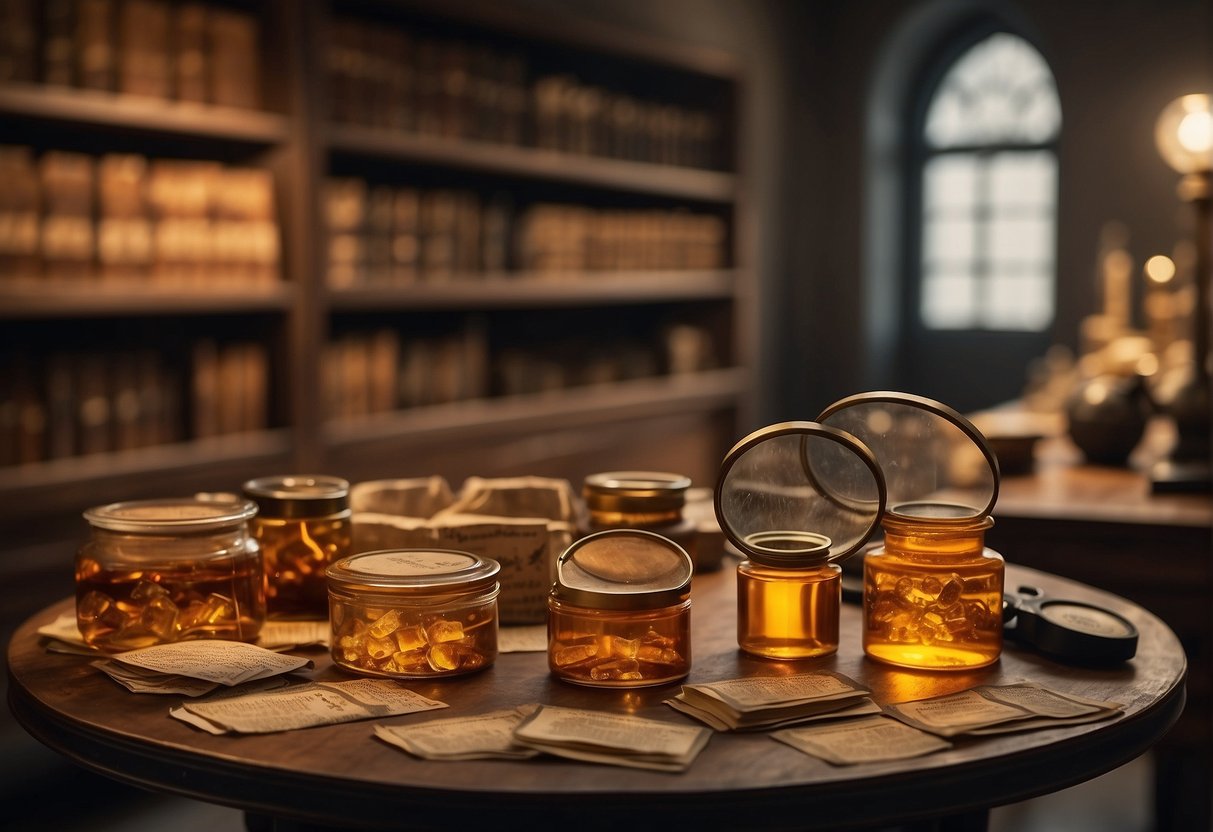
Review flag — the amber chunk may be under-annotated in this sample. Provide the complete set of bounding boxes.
[368,609,402,639]
[554,643,599,666]
[394,625,428,652]
[427,620,464,644]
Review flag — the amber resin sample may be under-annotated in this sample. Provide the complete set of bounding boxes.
[327,549,500,679]
[863,509,1003,670]
[76,497,265,651]
[244,475,352,618]
[714,422,886,661]
[548,529,692,688]
[818,391,1005,671]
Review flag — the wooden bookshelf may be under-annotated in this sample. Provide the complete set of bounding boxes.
[0,83,289,145]
[326,123,737,201]
[0,0,752,537]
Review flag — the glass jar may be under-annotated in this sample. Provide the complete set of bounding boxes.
[582,471,706,571]
[243,475,352,618]
[819,391,1004,670]
[548,529,692,687]
[76,497,264,651]
[327,549,500,679]
[864,507,1002,669]
[716,422,886,660]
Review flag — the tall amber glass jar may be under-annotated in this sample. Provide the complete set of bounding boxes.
[819,392,1004,670]
[715,422,886,660]
[76,497,264,650]
[243,475,352,618]
[581,471,705,571]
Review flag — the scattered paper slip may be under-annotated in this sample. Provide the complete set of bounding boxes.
[111,640,312,686]
[498,625,547,653]
[667,671,873,731]
[93,659,223,696]
[774,715,952,765]
[38,612,327,653]
[512,705,711,772]
[171,678,447,734]
[885,682,1123,737]
[374,706,541,760]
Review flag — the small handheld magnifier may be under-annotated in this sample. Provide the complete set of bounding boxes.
[1002,585,1138,665]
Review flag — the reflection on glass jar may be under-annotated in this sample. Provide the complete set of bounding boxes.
[76,497,264,651]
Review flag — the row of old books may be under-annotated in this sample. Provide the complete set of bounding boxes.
[0,0,260,109]
[0,339,266,467]
[325,176,728,287]
[322,328,490,422]
[0,145,279,285]
[327,15,722,170]
[322,322,719,422]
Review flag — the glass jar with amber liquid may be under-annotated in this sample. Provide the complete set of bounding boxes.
[76,496,265,651]
[819,392,1004,670]
[548,529,693,687]
[581,471,705,570]
[243,475,352,618]
[716,422,886,659]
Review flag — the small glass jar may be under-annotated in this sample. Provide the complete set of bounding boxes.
[716,422,886,660]
[582,471,707,571]
[327,549,500,679]
[548,529,692,688]
[76,497,264,651]
[819,392,1004,670]
[243,475,352,618]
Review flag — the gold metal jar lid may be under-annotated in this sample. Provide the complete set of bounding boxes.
[715,421,886,568]
[327,549,500,599]
[242,475,350,518]
[817,391,1000,522]
[84,497,258,535]
[583,471,691,513]
[554,529,692,611]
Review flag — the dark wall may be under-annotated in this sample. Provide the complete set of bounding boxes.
[537,0,1211,419]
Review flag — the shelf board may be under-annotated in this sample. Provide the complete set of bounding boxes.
[328,270,736,310]
[0,83,290,144]
[326,123,737,202]
[387,0,740,80]
[0,430,294,510]
[325,367,747,450]
[0,281,297,318]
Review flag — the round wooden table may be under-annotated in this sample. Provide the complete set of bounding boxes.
[7,563,1185,831]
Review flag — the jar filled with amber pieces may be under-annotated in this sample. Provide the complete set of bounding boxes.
[76,496,265,651]
[548,529,692,688]
[715,422,886,660]
[243,475,352,618]
[327,549,500,678]
[581,471,706,571]
[819,391,1004,670]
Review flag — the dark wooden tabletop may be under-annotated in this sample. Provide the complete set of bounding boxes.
[7,563,1185,832]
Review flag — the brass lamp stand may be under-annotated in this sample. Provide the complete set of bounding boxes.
[1151,94,1212,492]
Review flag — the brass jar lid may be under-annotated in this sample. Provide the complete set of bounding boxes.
[554,529,692,611]
[327,549,500,599]
[84,497,257,535]
[242,475,350,518]
[583,471,691,513]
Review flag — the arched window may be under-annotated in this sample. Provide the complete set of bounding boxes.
[917,32,1061,331]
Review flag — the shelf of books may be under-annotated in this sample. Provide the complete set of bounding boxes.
[0,0,750,520]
